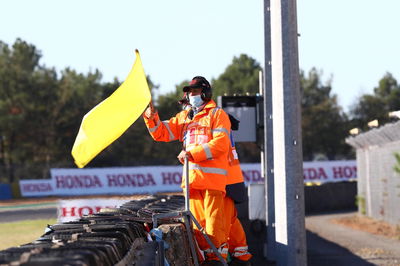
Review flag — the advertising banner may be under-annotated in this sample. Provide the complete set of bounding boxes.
[19,179,55,197]
[303,160,357,182]
[50,166,182,196]
[19,161,356,197]
[57,198,131,223]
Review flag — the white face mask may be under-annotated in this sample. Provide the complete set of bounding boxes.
[189,95,204,108]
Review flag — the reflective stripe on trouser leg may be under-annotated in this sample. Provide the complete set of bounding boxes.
[232,246,251,259]
[204,243,228,260]
[228,218,252,261]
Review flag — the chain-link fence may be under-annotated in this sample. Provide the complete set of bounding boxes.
[346,121,400,225]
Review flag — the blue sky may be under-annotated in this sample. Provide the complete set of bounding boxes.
[1,0,399,112]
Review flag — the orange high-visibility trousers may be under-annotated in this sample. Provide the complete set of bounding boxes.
[189,189,228,260]
[224,196,252,261]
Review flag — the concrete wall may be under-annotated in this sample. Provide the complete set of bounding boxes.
[347,121,400,225]
[356,141,400,224]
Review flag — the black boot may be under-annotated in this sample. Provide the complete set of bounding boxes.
[201,259,224,266]
[228,257,251,266]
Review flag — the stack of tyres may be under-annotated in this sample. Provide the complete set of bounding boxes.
[0,219,146,265]
[0,194,188,266]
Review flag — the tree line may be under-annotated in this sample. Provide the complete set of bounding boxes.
[1,38,400,183]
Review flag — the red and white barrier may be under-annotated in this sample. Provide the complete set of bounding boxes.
[57,198,131,223]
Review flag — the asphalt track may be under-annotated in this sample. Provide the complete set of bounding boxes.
[0,204,57,223]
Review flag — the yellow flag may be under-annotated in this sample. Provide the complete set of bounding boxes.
[71,50,151,168]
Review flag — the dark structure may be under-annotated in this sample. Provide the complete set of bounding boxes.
[0,195,195,266]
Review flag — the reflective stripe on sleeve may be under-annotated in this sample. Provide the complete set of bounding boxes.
[202,143,213,160]
[148,120,161,133]
[189,163,227,176]
[162,121,176,141]
[211,128,229,135]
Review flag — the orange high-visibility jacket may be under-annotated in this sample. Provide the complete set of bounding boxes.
[227,133,244,185]
[143,100,231,192]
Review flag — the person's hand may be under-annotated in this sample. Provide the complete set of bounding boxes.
[143,101,157,119]
[177,150,193,164]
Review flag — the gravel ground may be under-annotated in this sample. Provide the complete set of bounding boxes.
[306,212,400,266]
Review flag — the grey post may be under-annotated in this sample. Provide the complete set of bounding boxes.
[263,0,276,261]
[264,0,307,265]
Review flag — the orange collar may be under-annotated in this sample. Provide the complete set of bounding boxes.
[196,100,216,115]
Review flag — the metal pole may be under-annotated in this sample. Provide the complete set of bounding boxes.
[268,0,307,264]
[188,212,227,266]
[184,156,190,211]
[263,0,276,261]
[183,215,200,266]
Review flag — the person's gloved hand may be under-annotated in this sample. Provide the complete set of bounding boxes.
[143,102,157,119]
[177,150,193,164]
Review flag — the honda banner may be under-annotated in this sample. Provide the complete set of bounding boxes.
[20,161,356,197]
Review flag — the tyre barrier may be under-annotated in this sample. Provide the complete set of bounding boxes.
[0,194,194,266]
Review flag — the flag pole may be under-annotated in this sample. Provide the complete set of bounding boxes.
[184,155,190,211]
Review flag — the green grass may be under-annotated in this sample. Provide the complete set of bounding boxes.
[0,219,57,251]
